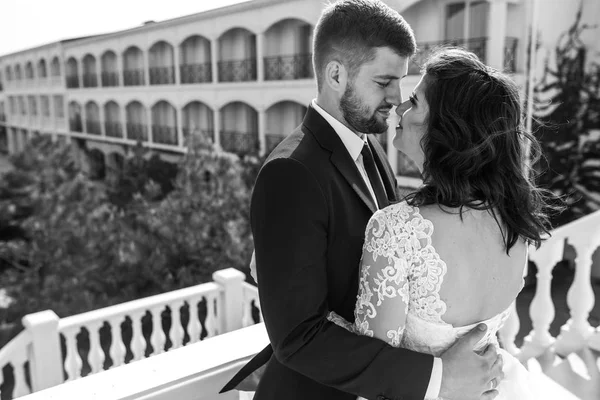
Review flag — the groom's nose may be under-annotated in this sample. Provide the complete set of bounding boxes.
[385,83,402,106]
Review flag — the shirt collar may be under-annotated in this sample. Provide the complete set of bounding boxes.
[312,99,366,162]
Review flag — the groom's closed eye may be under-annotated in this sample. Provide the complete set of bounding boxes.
[374,74,401,88]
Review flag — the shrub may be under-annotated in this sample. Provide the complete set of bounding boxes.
[0,135,255,347]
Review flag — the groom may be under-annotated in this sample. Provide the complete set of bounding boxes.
[222,1,503,399]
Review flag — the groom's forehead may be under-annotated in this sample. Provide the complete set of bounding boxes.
[361,48,408,75]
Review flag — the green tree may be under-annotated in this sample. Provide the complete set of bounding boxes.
[534,5,600,226]
[1,133,255,347]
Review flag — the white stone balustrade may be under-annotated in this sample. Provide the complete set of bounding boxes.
[554,211,600,354]
[0,268,258,399]
[18,323,270,400]
[0,331,33,398]
[519,233,565,359]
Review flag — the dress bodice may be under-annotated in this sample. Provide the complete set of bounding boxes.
[328,201,517,357]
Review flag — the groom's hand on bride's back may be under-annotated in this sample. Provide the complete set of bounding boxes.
[439,323,505,400]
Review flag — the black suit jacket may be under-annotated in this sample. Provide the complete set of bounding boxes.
[223,106,433,400]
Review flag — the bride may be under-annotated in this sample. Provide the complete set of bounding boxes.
[329,48,560,400]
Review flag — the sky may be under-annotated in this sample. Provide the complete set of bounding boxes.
[0,0,251,57]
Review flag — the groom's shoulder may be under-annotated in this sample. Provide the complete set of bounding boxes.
[264,124,328,168]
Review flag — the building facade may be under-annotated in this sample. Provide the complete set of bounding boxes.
[0,0,557,186]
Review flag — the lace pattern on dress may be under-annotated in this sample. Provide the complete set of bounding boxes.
[363,202,448,325]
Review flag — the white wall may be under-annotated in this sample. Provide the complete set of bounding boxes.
[398,0,443,43]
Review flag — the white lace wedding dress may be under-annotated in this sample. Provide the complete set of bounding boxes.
[328,201,537,400]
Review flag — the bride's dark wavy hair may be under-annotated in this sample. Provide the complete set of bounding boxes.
[405,48,562,253]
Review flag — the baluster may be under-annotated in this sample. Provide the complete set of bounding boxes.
[589,239,600,351]
[241,294,253,328]
[255,298,263,323]
[589,325,600,351]
[150,307,166,355]
[520,239,564,359]
[498,301,520,356]
[12,352,31,397]
[169,300,185,350]
[240,287,249,327]
[555,234,598,355]
[204,293,219,338]
[87,321,105,374]
[130,311,146,361]
[63,327,83,381]
[109,316,126,369]
[187,297,202,344]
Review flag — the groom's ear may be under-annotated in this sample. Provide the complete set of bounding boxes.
[324,61,347,93]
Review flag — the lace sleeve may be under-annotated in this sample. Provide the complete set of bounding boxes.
[353,206,411,347]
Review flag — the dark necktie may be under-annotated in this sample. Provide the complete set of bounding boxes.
[361,141,389,209]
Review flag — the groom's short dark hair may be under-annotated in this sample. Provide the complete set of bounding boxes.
[313,0,416,91]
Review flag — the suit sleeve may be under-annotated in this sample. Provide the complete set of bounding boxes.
[251,157,433,400]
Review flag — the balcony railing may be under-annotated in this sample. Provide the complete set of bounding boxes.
[265,133,285,152]
[55,116,66,129]
[104,121,123,138]
[264,53,313,80]
[0,269,261,399]
[69,117,83,132]
[66,75,79,89]
[85,119,101,135]
[123,69,145,86]
[182,128,214,147]
[101,72,119,87]
[82,73,98,88]
[409,37,488,75]
[218,59,257,82]
[180,63,212,84]
[149,66,175,85]
[152,124,178,146]
[504,37,519,73]
[126,122,148,142]
[220,130,259,155]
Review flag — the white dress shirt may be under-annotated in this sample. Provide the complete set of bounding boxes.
[312,99,443,399]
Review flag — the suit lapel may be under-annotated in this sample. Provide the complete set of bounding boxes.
[330,149,378,213]
[303,106,378,214]
[368,135,398,204]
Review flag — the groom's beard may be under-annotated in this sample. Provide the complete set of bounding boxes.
[340,84,389,134]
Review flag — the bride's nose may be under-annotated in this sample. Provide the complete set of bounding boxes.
[395,100,410,116]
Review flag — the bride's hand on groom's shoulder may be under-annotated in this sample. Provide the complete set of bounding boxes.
[439,324,505,400]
